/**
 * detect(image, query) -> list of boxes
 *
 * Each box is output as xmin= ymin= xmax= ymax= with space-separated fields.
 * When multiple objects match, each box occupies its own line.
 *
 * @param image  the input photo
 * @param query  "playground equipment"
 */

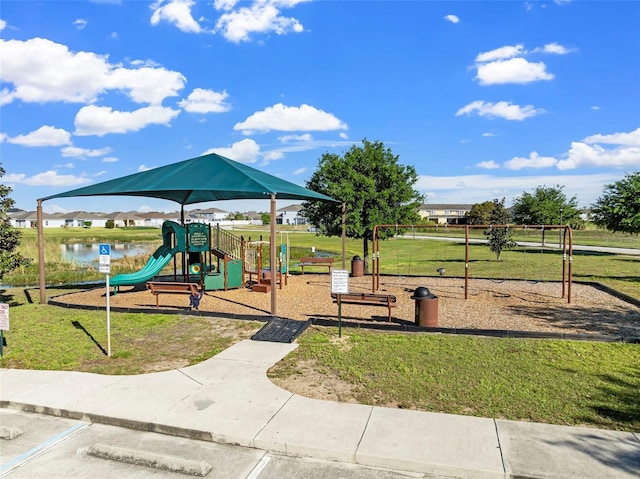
xmin=372 ymin=223 xmax=574 ymax=303
xmin=243 ymin=236 xmax=289 ymax=293
xmin=111 ymin=221 xmax=244 ymax=293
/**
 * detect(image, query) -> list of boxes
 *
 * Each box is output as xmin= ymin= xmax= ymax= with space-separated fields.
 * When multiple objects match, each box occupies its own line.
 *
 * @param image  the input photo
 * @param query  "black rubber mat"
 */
xmin=252 ymin=318 xmax=310 ymax=343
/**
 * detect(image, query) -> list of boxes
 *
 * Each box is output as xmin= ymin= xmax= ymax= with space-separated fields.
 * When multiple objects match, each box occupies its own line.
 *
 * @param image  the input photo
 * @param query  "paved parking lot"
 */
xmin=1 ymin=409 xmax=441 ymax=478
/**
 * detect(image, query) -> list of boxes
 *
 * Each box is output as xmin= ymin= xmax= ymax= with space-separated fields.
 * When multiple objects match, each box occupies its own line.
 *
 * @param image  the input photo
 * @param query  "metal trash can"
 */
xmin=351 ymin=255 xmax=364 ymax=277
xmin=411 ymin=286 xmax=438 ymax=327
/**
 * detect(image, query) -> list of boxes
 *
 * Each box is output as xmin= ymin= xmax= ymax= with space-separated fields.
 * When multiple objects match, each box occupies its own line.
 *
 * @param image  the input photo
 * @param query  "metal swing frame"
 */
xmin=372 ymin=223 xmax=574 ymax=303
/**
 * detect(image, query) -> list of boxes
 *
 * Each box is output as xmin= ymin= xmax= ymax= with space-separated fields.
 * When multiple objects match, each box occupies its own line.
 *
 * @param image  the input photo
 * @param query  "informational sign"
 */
xmin=99 ymin=243 xmax=111 ymax=265
xmin=0 ymin=303 xmax=8 ymax=356
xmin=97 ymin=244 xmax=112 ymax=357
xmin=187 ymin=224 xmax=209 ymax=252
xmin=331 ymin=269 xmax=349 ymax=294
xmin=0 ymin=303 xmax=9 ymax=331
xmin=331 ymin=270 xmax=349 ymax=338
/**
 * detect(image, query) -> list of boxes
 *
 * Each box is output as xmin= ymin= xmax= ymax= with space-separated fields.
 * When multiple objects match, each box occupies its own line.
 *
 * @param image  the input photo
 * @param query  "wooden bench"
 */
xmin=146 ymin=281 xmax=200 ymax=308
xmin=297 ymin=257 xmax=335 ymax=274
xmin=331 ymin=292 xmax=397 ymax=322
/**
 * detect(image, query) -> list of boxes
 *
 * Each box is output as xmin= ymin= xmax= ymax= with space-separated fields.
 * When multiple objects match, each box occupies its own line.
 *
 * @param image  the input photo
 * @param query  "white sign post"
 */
xmin=331 ymin=269 xmax=349 ymax=338
xmin=0 ymin=303 xmax=9 ymax=357
xmin=99 ymin=244 xmax=111 ymax=357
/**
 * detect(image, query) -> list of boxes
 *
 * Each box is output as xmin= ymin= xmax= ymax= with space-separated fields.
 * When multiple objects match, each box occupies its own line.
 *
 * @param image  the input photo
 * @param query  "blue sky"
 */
xmin=1 ymin=0 xmax=638 ymax=215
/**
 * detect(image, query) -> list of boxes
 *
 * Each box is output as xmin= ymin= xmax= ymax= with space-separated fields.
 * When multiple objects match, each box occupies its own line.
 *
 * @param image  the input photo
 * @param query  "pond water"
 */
xmin=61 ymin=243 xmax=152 ymax=265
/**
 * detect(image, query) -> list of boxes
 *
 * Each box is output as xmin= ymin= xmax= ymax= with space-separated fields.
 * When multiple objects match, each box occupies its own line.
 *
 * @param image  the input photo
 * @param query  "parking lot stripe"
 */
xmin=0 ymin=421 xmax=89 ymax=476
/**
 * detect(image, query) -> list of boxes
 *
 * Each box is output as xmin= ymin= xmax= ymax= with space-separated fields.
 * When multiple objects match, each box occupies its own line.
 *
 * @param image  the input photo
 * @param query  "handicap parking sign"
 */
xmin=99 ymin=244 xmax=111 ymax=267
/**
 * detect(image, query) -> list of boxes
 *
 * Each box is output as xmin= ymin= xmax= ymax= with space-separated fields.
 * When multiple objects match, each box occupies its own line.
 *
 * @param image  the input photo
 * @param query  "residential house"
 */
xmin=418 ymin=204 xmax=474 ymax=225
xmin=277 ymin=204 xmax=307 ymax=225
xmin=187 ymin=207 xmax=228 ymax=223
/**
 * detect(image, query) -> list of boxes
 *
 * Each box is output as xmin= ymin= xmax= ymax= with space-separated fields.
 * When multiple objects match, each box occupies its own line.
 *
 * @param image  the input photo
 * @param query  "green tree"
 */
xmin=261 ymin=213 xmax=270 ymax=225
xmin=0 ymin=164 xmax=32 ymax=280
xmin=467 ymin=201 xmax=494 ymax=225
xmin=484 ymin=198 xmax=516 ymax=261
xmin=590 ymin=171 xmax=640 ymax=234
xmin=303 ymin=139 xmax=423 ymax=272
xmin=511 ymin=185 xmax=581 ymax=245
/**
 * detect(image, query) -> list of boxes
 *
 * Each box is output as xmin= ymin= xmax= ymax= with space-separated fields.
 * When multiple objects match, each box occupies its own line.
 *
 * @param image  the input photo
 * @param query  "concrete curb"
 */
xmin=87 ymin=443 xmax=212 ymax=476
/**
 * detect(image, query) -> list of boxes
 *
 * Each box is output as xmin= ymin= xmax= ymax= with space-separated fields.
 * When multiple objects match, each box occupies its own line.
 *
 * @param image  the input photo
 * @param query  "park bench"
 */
xmin=297 ymin=257 xmax=335 ymax=274
xmin=331 ymin=292 xmax=397 ymax=322
xmin=146 ymin=281 xmax=200 ymax=308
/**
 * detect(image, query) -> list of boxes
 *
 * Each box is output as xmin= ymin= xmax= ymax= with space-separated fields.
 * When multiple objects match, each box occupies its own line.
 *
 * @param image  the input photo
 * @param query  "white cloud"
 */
xmin=74 ymin=105 xmax=180 ymax=136
xmin=476 ymin=160 xmax=500 ymax=169
xmin=504 ymin=151 xmax=558 ymax=170
xmin=0 ymin=88 xmax=15 ymax=106
xmin=61 ymin=146 xmax=113 ymax=159
xmin=591 ymin=105 xmax=600 ymax=111
xmin=150 ymin=0 xmax=202 ymax=33
xmin=482 ymin=132 xmax=497 ymax=137
xmin=532 ymin=42 xmax=573 ymax=55
xmin=278 ymin=133 xmax=313 ymax=142
xmin=582 ymin=127 xmax=640 ymax=146
xmin=73 ymin=19 xmax=88 ymax=29
xmin=456 ymin=100 xmax=543 ymax=121
xmin=178 ymin=88 xmax=231 ymax=113
xmin=0 ymin=19 xmax=6 ymax=31
xmin=214 ymin=0 xmax=239 ymax=10
xmin=0 ymin=38 xmax=110 ymax=103
xmin=203 ymin=138 xmax=261 ymax=163
xmin=4 ymin=170 xmax=90 ymax=187
xmin=557 ymin=142 xmax=640 ymax=170
xmin=215 ymin=1 xmax=305 ymax=43
xmin=293 ymin=167 xmax=306 ymax=175
xmin=7 ymin=125 xmax=72 ymax=147
xmin=102 ymin=157 xmax=119 ymax=163
xmin=554 ymin=127 xmax=640 ymax=170
xmin=475 ymin=57 xmax=554 ymax=85
xmin=444 ymin=14 xmax=459 ymax=24
xmin=234 ymin=103 xmax=348 ymax=134
xmin=415 ymin=173 xmax=624 ymax=206
xmin=472 ymin=43 xmax=570 ymax=86
xmin=106 ymin=66 xmax=185 ymax=105
xmin=263 ymin=150 xmax=284 ymax=162
xmin=137 ymin=164 xmax=152 ymax=172
xmin=475 ymin=44 xmax=524 ymax=63
xmin=0 ymin=37 xmax=186 ymax=106
xmin=339 ymin=132 xmax=348 ymax=140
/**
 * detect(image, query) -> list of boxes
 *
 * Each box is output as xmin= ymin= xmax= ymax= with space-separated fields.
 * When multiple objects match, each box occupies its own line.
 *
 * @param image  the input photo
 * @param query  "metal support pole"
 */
xmin=37 ymin=200 xmax=46 ymax=305
xmin=270 ymin=194 xmax=277 ymax=316
xmin=465 ymin=225 xmax=469 ymax=300
xmin=341 ymin=202 xmax=346 ymax=270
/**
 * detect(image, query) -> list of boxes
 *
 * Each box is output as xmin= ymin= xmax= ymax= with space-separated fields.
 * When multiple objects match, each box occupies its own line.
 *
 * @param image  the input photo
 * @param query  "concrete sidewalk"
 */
xmin=1 ymin=340 xmax=638 ymax=479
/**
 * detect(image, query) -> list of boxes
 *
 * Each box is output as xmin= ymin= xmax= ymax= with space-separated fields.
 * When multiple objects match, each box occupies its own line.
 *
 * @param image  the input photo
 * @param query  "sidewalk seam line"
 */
xmin=176 ymin=368 xmax=203 ymax=386
xmin=251 ymin=392 xmax=295 ymax=445
xmin=354 ymin=406 xmax=374 ymax=455
xmin=493 ymin=419 xmax=507 ymax=477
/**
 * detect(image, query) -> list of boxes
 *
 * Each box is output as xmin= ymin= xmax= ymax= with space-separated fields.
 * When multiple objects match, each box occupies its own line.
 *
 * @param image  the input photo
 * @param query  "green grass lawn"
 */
xmin=0 ymin=288 xmax=263 ymax=375
xmin=268 ymin=327 xmax=640 ymax=432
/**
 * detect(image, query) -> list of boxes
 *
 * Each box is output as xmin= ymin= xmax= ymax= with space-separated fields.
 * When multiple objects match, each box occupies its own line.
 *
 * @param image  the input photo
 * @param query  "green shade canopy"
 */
xmin=40 ymin=153 xmax=337 ymax=205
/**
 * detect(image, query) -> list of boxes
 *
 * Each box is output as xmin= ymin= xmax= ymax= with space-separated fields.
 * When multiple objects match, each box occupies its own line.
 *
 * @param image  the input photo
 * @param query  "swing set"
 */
xmin=372 ymin=223 xmax=574 ymax=303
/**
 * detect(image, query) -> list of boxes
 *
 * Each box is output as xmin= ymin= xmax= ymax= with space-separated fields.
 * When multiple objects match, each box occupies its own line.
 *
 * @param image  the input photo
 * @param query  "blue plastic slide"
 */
xmin=110 ymin=244 xmax=179 ymax=291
